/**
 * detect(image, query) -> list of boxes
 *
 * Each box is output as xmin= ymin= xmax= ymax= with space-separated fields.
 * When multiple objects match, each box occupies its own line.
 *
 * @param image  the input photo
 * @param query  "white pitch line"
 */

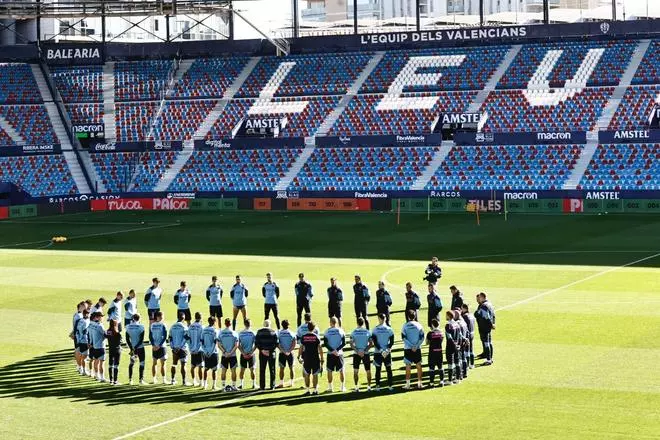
xmin=112 ymin=390 xmax=261 ymax=440
xmin=496 ymin=252 xmax=660 ymax=312
xmin=0 ymin=223 xmax=180 ymax=249
xmin=112 ymin=378 xmax=304 ymax=440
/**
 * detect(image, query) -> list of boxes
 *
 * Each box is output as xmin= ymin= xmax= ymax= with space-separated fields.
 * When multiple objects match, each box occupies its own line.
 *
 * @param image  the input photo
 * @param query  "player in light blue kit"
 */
xmin=150 ymin=311 xmax=168 ymax=384
xmin=201 ymin=316 xmax=220 ymax=390
xmin=277 ymin=319 xmax=297 ymax=388
xmin=174 ymin=281 xmax=192 ymax=325
xmin=401 ymin=310 xmax=425 ymax=390
xmin=350 ymin=317 xmax=373 ymax=392
xmin=262 ymin=273 xmax=281 ymax=329
xmin=218 ymin=318 xmax=239 ymax=391
xmin=230 ymin=275 xmax=248 ymax=331
xmin=169 ymin=311 xmax=190 ymax=386
xmin=188 ymin=312 xmax=205 ymax=386
xmin=238 ymin=319 xmax=257 ymax=389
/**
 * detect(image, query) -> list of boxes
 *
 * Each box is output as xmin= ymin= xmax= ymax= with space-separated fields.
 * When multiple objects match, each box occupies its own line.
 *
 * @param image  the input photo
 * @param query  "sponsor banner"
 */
xmin=254 ymin=198 xmax=272 ymax=210
xmin=193 ymin=137 xmax=305 ymax=150
xmin=598 ymin=129 xmax=660 ymax=144
xmin=287 ymin=198 xmax=360 ymax=211
xmin=91 ymin=198 xmax=189 ymax=211
xmin=563 ymin=199 xmax=584 ymax=213
xmin=0 ymin=206 xmax=8 ymax=220
xmin=89 ymin=140 xmax=183 ymax=153
xmin=454 ymin=131 xmax=587 ymax=146
xmin=23 ymin=190 xmax=660 ymax=206
xmin=41 ymin=43 xmax=103 ymax=65
xmin=0 ymin=144 xmax=62 ymax=157
xmin=235 ymin=117 xmax=287 ymax=138
xmin=73 ymin=124 xmax=105 ymax=139
xmin=316 ymin=134 xmax=444 ymax=148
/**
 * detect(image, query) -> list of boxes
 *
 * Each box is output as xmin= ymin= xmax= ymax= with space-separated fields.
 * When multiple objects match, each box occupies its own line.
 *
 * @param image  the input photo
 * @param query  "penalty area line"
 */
xmin=496 ymin=251 xmax=660 ymax=312
xmin=0 ymin=223 xmax=181 ymax=249
xmin=112 ymin=378 xmax=303 ymax=440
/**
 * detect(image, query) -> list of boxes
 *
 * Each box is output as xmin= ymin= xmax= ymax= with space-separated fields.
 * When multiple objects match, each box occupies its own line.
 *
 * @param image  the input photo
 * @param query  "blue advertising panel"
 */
xmin=454 ymin=131 xmax=587 ymax=145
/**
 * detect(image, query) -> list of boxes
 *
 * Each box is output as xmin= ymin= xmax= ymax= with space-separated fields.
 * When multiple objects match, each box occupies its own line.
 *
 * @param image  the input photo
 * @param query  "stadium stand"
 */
xmin=170 ymin=57 xmax=250 ymax=99
xmin=497 ymin=41 xmax=636 ymax=89
xmin=0 ymin=154 xmax=77 ymax=195
xmin=236 ymin=53 xmax=373 ymax=97
xmin=289 ymin=147 xmax=437 ymax=191
xmin=480 ymin=88 xmax=613 ymax=132
xmin=0 ymin=63 xmax=43 ymax=104
xmin=0 ymin=105 xmax=59 ymax=144
xmin=360 ymin=46 xmax=509 ymax=93
xmin=89 ymin=152 xmax=139 ymax=193
xmin=51 ymin=66 xmax=103 ymax=103
xmin=579 ymin=143 xmax=659 ymax=190
xmin=329 ymin=91 xmax=476 ymax=136
xmin=114 ymin=60 xmax=174 ymax=102
xmin=608 ymin=85 xmax=660 ymax=129
xmin=168 ymin=148 xmax=302 ymax=192
xmin=425 ymin=145 xmax=581 ymax=190
xmin=632 ymin=40 xmax=659 ymax=85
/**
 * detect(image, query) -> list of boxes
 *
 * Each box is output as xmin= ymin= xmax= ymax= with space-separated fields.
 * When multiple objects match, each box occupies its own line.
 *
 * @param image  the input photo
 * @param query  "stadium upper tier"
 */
xmin=0 ymin=36 xmax=657 ymax=196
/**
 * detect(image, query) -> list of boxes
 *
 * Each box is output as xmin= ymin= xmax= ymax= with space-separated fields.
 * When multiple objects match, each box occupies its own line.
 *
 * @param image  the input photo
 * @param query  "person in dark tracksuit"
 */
xmin=375 ymin=281 xmax=392 ymax=326
xmin=426 ymin=284 xmax=443 ymax=329
xmin=424 ymin=257 xmax=442 ymax=286
xmin=461 ymin=304 xmax=476 ymax=369
xmin=106 ymin=319 xmax=123 ymax=385
xmin=262 ymin=273 xmax=281 ymax=329
xmin=255 ymin=320 xmax=279 ymax=390
xmin=353 ymin=275 xmax=370 ymax=330
xmin=445 ymin=310 xmax=462 ymax=384
xmin=426 ymin=319 xmax=444 ymax=387
xmin=404 ymin=282 xmax=421 ymax=321
xmin=475 ymin=292 xmax=496 ymax=365
xmin=450 ymin=285 xmax=464 ymax=310
xmin=295 ymin=273 xmax=313 ymax=327
xmin=327 ymin=277 xmax=343 ymax=327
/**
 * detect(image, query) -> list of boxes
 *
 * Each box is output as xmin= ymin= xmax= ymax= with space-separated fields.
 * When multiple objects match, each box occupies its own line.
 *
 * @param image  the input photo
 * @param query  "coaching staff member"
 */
xmin=475 ymin=292 xmax=495 ymax=365
xmin=295 ymin=273 xmax=313 ymax=327
xmin=424 ymin=257 xmax=442 ymax=285
xmin=327 ymin=277 xmax=343 ymax=327
xmin=353 ymin=275 xmax=370 ymax=330
xmin=255 ymin=320 xmax=279 ymax=390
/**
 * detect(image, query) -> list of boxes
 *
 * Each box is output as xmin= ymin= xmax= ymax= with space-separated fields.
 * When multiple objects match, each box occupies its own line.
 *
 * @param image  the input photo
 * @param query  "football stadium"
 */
xmin=0 ymin=0 xmax=659 ymax=439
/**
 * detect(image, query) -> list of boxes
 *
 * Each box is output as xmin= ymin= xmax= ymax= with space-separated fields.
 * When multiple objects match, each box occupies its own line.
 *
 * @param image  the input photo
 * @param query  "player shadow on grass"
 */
xmin=0 ymin=347 xmax=482 ymax=408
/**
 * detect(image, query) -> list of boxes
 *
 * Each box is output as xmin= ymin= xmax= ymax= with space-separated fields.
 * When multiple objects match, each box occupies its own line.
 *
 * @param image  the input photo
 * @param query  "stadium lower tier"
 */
xmin=0 ymin=154 xmax=77 ymax=196
xmin=168 ymin=149 xmax=302 ymax=192
xmin=289 ymin=146 xmax=437 ymax=191
xmin=578 ymin=143 xmax=659 ymax=190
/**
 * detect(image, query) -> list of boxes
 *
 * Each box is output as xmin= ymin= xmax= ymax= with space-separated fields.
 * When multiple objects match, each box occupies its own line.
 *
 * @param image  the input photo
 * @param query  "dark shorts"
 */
xmin=76 ymin=343 xmax=89 ymax=355
xmin=221 ymin=354 xmax=237 ymax=370
xmin=240 ymin=355 xmax=255 ymax=369
xmin=152 ymin=347 xmax=168 ymax=360
xmin=147 ymin=308 xmax=160 ymax=321
xmin=89 ymin=348 xmax=105 ymax=360
xmin=172 ymin=348 xmax=188 ymax=364
xmin=191 ymin=352 xmax=204 ymax=367
xmin=428 ymin=351 xmax=443 ymax=369
xmin=354 ymin=303 xmax=367 ymax=318
xmin=177 ymin=308 xmax=192 ymax=322
xmin=302 ymin=359 xmax=321 ymax=376
xmin=130 ymin=347 xmax=146 ymax=363
xmin=373 ymin=352 xmax=392 ymax=368
xmin=328 ymin=303 xmax=342 ymax=319
xmin=278 ymin=352 xmax=294 ymax=368
xmin=326 ymin=353 xmax=344 ymax=372
xmin=204 ymin=353 xmax=218 ymax=370
xmin=352 ymin=353 xmax=371 ymax=370
xmin=233 ymin=305 xmax=246 ymax=311
xmin=403 ymin=349 xmax=422 ymax=365
xmin=209 ymin=305 xmax=223 ymax=318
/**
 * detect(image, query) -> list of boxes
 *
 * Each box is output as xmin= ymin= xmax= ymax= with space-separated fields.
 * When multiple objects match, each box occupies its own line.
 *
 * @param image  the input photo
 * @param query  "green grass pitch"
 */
xmin=0 ymin=210 xmax=659 ymax=439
